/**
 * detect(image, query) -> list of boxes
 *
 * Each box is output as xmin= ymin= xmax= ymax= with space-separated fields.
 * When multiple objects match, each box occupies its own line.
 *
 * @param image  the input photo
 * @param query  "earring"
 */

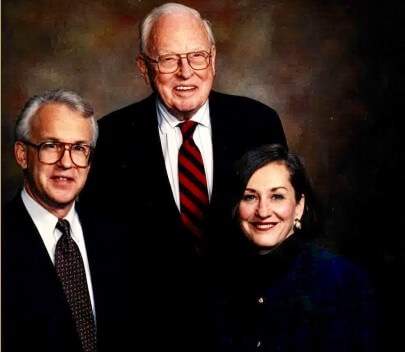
xmin=293 ymin=218 xmax=302 ymax=231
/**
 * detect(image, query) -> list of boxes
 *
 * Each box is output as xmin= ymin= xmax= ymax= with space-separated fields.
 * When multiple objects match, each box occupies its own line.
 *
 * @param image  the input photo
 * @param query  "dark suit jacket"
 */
xmin=1 ymin=195 xmax=130 ymax=352
xmin=213 ymin=234 xmax=377 ymax=352
xmin=83 ymin=91 xmax=287 ymax=257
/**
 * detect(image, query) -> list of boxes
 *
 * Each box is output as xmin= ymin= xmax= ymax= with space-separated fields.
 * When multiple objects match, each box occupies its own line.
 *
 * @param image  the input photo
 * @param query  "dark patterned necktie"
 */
xmin=178 ymin=120 xmax=209 ymax=238
xmin=55 ymin=219 xmax=97 ymax=352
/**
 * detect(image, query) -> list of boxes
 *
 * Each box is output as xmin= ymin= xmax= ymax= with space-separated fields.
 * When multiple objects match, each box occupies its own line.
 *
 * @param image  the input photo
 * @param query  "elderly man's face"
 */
xmin=138 ymin=13 xmax=216 ymax=120
xmin=14 ymin=103 xmax=93 ymax=218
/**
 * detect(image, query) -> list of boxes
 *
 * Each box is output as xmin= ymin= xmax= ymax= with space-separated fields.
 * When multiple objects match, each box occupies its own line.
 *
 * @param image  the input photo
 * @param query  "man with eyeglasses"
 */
xmin=2 ymin=89 xmax=130 ymax=352
xmin=84 ymin=2 xmax=287 ymax=257
xmin=79 ymin=4 xmax=288 ymax=350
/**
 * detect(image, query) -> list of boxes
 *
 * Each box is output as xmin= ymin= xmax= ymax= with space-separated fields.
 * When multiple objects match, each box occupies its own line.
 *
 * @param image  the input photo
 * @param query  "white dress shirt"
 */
xmin=21 ymin=188 xmax=96 ymax=316
xmin=156 ymin=98 xmax=214 ymax=210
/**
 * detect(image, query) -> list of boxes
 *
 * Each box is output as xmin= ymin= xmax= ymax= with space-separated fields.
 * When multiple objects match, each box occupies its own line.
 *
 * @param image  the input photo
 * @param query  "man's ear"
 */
xmin=136 ymin=55 xmax=151 ymax=85
xmin=210 ymin=45 xmax=216 ymax=76
xmin=14 ymin=141 xmax=28 ymax=169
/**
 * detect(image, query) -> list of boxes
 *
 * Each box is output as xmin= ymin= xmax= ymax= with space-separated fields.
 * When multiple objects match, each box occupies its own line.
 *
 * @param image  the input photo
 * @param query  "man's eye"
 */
xmin=42 ymin=143 xmax=58 ymax=150
xmin=72 ymin=144 xmax=86 ymax=152
xmin=161 ymin=56 xmax=177 ymax=63
xmin=190 ymin=52 xmax=205 ymax=58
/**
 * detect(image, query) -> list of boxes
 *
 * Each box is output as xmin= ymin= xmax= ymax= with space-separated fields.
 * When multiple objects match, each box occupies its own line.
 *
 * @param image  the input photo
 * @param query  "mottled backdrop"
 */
xmin=2 ymin=0 xmax=404 ymax=258
xmin=2 ymin=0 xmax=405 ymax=347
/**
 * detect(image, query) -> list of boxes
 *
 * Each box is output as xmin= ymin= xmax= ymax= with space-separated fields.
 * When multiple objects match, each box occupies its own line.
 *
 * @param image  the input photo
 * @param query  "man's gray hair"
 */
xmin=15 ymin=89 xmax=98 ymax=147
xmin=139 ymin=2 xmax=215 ymax=55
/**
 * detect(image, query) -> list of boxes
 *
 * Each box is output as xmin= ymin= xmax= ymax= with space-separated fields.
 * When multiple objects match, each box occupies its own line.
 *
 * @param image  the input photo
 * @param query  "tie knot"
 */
xmin=56 ymin=219 xmax=71 ymax=237
xmin=179 ymin=120 xmax=198 ymax=140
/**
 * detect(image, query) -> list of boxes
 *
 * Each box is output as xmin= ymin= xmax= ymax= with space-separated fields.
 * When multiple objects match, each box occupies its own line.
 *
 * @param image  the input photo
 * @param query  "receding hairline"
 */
xmin=151 ymin=13 xmax=211 ymax=48
xmin=27 ymin=100 xmax=95 ymax=133
xmin=140 ymin=3 xmax=215 ymax=55
xmin=26 ymin=102 xmax=97 ymax=145
xmin=35 ymin=101 xmax=91 ymax=117
xmin=15 ymin=89 xmax=98 ymax=146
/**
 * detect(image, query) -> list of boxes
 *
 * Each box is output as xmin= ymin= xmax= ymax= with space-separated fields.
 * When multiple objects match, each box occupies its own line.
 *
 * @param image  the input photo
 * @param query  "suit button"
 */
xmin=257 ymin=296 xmax=264 ymax=304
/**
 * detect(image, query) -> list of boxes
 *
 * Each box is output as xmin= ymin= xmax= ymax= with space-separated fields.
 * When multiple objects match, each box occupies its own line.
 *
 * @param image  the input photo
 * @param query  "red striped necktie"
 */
xmin=178 ymin=120 xmax=209 ymax=238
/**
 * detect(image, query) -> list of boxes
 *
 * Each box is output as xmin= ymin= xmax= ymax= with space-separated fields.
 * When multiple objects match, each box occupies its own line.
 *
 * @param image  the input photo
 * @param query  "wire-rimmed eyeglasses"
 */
xmin=23 ymin=141 xmax=94 ymax=168
xmin=143 ymin=50 xmax=212 ymax=74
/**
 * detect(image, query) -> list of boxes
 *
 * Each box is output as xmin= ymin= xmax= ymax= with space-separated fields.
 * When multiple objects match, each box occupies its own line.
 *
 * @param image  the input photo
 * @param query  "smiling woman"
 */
xmin=213 ymin=144 xmax=378 ymax=352
xmin=238 ymin=161 xmax=305 ymax=253
xmin=231 ymin=143 xmax=320 ymax=253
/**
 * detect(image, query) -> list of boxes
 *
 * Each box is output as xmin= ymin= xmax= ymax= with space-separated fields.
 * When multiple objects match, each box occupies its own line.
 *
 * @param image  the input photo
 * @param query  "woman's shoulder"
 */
xmin=297 ymin=241 xmax=372 ymax=288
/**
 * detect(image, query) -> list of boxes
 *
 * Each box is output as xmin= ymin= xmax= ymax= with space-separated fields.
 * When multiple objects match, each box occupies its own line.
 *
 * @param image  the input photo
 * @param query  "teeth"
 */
xmin=175 ymin=86 xmax=194 ymax=91
xmin=254 ymin=223 xmax=275 ymax=230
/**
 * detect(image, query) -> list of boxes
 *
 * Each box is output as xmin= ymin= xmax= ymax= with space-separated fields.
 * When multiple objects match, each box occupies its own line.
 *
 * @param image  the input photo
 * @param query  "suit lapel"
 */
xmin=10 ymin=196 xmax=60 ymax=279
xmin=3 ymin=195 xmax=82 ymax=351
xmin=77 ymin=210 xmax=101 ymax=325
xmin=208 ymin=91 xmax=233 ymax=206
xmin=3 ymin=195 xmax=74 ymax=322
xmin=132 ymin=94 xmax=181 ymax=218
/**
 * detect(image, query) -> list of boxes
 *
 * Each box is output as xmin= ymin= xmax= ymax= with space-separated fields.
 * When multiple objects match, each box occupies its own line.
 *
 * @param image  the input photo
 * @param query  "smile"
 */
xmin=52 ymin=176 xmax=74 ymax=182
xmin=174 ymin=85 xmax=196 ymax=91
xmin=251 ymin=222 xmax=277 ymax=231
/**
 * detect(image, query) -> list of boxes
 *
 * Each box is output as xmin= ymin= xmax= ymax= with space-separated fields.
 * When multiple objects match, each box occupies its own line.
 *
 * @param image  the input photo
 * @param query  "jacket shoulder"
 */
xmin=300 ymin=243 xmax=372 ymax=288
xmin=210 ymin=91 xmax=279 ymax=116
xmin=97 ymin=94 xmax=155 ymax=129
xmin=209 ymin=90 xmax=286 ymax=147
xmin=2 ymin=195 xmax=28 ymax=229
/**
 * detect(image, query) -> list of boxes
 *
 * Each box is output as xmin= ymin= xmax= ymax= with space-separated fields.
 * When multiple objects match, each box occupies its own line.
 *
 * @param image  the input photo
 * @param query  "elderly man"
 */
xmin=84 ymin=2 xmax=287 ymax=256
xmin=2 ymin=90 xmax=129 ymax=352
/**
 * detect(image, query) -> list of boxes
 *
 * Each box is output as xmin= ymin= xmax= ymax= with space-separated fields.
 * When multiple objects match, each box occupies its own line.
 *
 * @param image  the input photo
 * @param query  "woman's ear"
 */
xmin=295 ymin=194 xmax=305 ymax=220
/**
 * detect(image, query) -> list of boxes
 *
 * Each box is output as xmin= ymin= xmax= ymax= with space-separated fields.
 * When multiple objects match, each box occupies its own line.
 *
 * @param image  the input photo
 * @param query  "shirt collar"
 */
xmin=156 ymin=98 xmax=210 ymax=134
xmin=21 ymin=187 xmax=79 ymax=242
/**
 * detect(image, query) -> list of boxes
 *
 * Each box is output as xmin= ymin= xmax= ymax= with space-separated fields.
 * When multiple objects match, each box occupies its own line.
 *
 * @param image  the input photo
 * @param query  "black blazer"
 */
xmin=83 ymin=91 xmax=287 ymax=257
xmin=1 ymin=195 xmax=130 ymax=352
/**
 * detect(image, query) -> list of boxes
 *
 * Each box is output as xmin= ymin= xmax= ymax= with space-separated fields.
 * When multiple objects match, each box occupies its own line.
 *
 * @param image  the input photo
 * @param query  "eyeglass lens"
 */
xmin=39 ymin=142 xmax=90 ymax=167
xmin=158 ymin=51 xmax=210 ymax=73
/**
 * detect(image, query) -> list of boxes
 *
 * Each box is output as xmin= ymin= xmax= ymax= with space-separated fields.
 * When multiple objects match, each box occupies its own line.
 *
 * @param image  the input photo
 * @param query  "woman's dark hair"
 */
xmin=232 ymin=144 xmax=322 ymax=237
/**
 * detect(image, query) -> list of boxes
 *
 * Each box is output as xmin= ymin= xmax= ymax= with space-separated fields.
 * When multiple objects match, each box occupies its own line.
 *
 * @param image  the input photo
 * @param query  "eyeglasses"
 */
xmin=144 ymin=50 xmax=212 ymax=74
xmin=23 ymin=141 xmax=94 ymax=168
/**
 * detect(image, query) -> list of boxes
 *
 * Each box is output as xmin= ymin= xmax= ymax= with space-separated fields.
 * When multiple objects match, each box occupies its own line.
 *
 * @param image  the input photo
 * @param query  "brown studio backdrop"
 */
xmin=2 ymin=0 xmax=401 ymax=260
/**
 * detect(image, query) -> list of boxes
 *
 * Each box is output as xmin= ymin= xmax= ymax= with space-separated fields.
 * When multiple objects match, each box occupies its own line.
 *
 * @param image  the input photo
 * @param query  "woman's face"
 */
xmin=238 ymin=161 xmax=305 ymax=252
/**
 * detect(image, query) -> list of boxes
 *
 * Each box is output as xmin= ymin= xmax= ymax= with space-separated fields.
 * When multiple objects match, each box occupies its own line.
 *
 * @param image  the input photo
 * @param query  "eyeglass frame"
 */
xmin=21 ymin=140 xmax=94 ymax=168
xmin=142 ymin=49 xmax=213 ymax=74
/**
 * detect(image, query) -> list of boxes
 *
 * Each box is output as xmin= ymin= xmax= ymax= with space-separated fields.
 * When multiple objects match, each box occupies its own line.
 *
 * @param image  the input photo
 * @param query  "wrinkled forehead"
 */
xmin=148 ymin=13 xmax=211 ymax=55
